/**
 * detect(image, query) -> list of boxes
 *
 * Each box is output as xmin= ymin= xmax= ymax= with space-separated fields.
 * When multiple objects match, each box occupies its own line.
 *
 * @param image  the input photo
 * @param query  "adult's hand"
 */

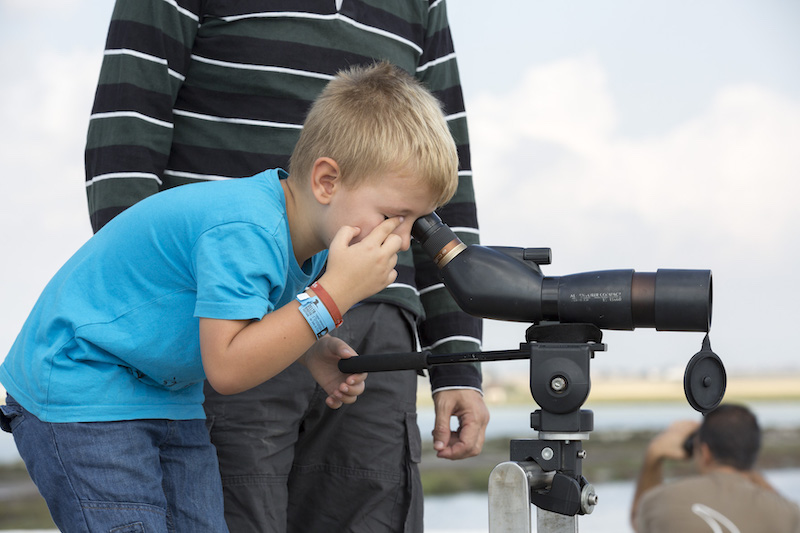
xmin=431 ymin=389 xmax=489 ymax=460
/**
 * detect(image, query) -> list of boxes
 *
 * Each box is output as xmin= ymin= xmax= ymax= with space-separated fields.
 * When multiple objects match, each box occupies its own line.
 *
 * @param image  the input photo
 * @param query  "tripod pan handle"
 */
xmin=338 ymin=351 xmax=430 ymax=373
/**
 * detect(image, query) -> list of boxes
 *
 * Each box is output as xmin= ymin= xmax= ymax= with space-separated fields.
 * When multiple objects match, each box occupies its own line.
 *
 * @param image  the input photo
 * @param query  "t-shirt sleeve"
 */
xmin=192 ymin=222 xmax=285 ymax=320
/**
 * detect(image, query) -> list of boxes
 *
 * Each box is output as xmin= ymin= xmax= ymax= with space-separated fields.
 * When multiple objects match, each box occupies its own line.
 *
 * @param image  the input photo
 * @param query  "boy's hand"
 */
xmin=320 ymin=217 xmax=405 ymax=313
xmin=300 ymin=335 xmax=367 ymax=409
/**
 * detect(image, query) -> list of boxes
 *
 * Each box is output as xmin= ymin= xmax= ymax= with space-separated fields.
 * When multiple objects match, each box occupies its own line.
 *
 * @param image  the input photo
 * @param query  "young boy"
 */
xmin=0 ymin=61 xmax=459 ymax=532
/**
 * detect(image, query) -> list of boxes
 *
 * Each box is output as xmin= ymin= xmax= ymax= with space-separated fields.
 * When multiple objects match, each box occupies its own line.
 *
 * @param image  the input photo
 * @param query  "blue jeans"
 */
xmin=0 ymin=395 xmax=228 ymax=533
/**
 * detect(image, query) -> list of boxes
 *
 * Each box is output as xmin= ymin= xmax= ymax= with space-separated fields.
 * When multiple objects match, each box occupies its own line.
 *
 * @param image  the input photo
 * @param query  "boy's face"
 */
xmin=327 ymin=168 xmax=439 ymax=251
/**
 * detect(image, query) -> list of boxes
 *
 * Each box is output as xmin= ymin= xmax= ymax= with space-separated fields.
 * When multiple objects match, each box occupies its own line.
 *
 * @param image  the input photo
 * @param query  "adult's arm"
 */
xmin=631 ymin=420 xmax=699 ymax=530
xmin=85 ymin=0 xmax=203 ymax=232
xmin=414 ymin=0 xmax=488 ymax=459
xmin=414 ymin=0 xmax=482 ymax=390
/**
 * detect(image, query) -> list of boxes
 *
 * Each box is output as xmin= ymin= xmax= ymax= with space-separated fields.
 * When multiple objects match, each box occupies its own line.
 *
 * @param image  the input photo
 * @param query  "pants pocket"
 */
xmin=110 ymin=521 xmax=145 ymax=533
xmin=405 ymin=412 xmax=422 ymax=464
xmin=0 ymin=395 xmax=25 ymax=433
xmin=403 ymin=411 xmax=423 ymax=532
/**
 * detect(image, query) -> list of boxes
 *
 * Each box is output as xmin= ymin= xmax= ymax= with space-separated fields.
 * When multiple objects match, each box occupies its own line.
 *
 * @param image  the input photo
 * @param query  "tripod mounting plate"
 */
xmin=538 ymin=431 xmax=591 ymax=441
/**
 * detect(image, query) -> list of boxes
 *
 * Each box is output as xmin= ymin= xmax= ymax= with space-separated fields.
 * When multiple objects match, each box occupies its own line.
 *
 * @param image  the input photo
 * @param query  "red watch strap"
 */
xmin=310 ymin=282 xmax=343 ymax=327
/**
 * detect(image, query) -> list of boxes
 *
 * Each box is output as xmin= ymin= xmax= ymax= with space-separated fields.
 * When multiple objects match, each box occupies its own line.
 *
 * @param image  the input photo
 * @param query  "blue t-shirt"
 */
xmin=0 ymin=169 xmax=327 ymax=422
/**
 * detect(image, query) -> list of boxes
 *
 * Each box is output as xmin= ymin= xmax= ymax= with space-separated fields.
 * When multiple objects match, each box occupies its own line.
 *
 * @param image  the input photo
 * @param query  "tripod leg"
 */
xmin=488 ymin=462 xmax=532 ymax=532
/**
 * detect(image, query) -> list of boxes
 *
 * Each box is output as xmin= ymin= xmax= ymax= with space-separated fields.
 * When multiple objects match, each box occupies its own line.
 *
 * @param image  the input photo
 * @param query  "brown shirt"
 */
xmin=636 ymin=471 xmax=800 ymax=533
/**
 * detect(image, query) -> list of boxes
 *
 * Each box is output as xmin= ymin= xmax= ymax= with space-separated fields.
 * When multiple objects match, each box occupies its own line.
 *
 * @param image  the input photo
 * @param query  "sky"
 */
xmin=0 ymin=0 xmax=799 ymax=385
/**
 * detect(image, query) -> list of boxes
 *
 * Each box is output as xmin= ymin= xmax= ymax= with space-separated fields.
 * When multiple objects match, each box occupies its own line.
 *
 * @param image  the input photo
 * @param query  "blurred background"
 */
xmin=1 ymin=1 xmax=799 ymax=531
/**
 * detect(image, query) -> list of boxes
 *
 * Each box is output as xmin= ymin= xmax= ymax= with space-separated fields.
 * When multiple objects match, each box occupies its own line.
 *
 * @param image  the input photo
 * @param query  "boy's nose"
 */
xmin=397 ymin=229 xmax=412 ymax=252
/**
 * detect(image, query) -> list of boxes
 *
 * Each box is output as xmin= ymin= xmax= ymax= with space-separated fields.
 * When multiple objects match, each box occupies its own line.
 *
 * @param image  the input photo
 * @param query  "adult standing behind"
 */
xmin=85 ymin=1 xmax=489 ymax=532
xmin=630 ymin=404 xmax=800 ymax=533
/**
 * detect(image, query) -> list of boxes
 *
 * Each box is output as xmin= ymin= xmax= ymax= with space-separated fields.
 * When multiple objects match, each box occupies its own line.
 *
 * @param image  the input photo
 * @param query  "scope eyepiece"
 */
xmin=412 ymin=213 xmax=467 ymax=268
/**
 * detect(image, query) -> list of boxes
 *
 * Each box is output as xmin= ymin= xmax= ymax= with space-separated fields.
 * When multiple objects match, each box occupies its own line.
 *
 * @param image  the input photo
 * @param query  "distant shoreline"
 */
xmin=418 ymin=373 xmax=800 ymax=407
xmin=587 ymin=374 xmax=800 ymax=403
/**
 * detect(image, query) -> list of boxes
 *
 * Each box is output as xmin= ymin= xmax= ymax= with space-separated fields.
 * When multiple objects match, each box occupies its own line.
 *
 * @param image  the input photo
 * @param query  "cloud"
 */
xmin=652 ymin=84 xmax=800 ymax=248
xmin=469 ymin=54 xmax=617 ymax=157
xmin=469 ymin=54 xmax=800 ymax=270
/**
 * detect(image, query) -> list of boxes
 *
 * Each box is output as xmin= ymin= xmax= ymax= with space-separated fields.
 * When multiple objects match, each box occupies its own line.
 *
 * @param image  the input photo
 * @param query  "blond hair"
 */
xmin=288 ymin=61 xmax=459 ymax=207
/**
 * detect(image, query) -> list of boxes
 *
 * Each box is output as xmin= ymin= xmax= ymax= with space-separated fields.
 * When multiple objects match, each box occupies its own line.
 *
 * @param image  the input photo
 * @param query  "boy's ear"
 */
xmin=310 ymin=157 xmax=341 ymax=205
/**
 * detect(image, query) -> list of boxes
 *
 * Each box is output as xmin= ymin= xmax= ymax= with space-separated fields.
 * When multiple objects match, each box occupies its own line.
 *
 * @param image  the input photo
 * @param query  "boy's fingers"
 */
xmin=326 ymin=396 xmax=343 ymax=409
xmin=340 ymin=379 xmax=365 ymax=396
xmin=339 ymin=393 xmax=358 ymax=405
xmin=363 ymin=216 xmax=404 ymax=245
xmin=335 ymin=343 xmax=357 ymax=360
xmin=331 ymin=225 xmax=361 ymax=249
xmin=382 ymin=233 xmax=403 ymax=253
xmin=346 ymin=372 xmax=367 ymax=386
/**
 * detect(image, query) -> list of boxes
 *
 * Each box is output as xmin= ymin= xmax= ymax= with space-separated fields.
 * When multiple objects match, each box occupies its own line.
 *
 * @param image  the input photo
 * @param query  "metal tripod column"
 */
xmin=488 ymin=461 xmax=581 ymax=532
xmin=536 ymin=509 xmax=578 ymax=533
xmin=489 ymin=461 xmax=549 ymax=531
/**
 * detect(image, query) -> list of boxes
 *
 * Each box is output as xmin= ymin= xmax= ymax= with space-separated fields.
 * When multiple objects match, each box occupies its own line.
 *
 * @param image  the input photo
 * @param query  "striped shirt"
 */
xmin=85 ymin=0 xmax=482 ymax=390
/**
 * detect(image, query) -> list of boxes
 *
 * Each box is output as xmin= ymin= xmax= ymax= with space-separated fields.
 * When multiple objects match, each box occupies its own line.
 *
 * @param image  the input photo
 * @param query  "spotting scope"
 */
xmin=412 ymin=213 xmax=711 ymax=332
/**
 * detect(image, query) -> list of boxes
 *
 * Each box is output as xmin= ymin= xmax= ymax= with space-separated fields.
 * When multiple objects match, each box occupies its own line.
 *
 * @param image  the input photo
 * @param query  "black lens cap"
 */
xmin=684 ymin=334 xmax=726 ymax=414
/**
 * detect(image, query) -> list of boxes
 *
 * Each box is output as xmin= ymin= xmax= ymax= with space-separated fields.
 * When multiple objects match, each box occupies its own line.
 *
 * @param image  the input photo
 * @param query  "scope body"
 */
xmin=413 ymin=214 xmax=711 ymax=332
